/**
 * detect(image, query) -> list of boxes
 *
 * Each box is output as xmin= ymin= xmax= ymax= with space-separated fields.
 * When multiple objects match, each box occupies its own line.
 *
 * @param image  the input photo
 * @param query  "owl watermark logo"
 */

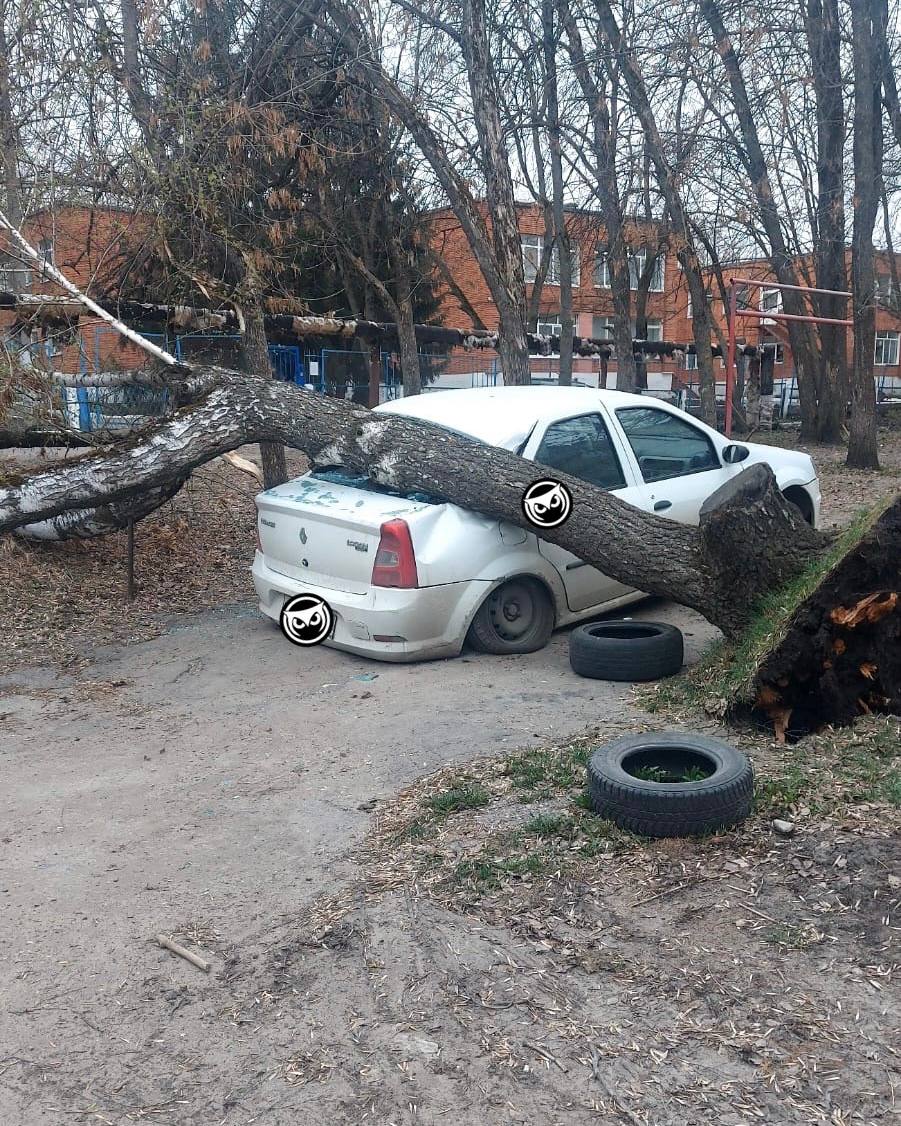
xmin=279 ymin=592 xmax=335 ymax=646
xmin=521 ymin=479 xmax=573 ymax=529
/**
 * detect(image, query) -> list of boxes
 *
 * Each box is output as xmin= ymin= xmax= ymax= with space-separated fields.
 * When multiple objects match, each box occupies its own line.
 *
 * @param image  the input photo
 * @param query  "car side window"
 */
xmin=616 ymin=406 xmax=719 ymax=483
xmin=534 ymin=413 xmax=626 ymax=490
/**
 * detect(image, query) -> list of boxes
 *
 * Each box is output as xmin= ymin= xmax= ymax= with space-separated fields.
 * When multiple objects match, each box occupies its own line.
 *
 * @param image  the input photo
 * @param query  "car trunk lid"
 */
xmin=256 ymin=471 xmax=439 ymax=594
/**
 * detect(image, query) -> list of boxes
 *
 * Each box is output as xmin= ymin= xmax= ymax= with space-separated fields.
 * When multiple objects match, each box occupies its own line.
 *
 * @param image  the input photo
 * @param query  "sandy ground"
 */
xmin=1 ymin=600 xmax=898 ymax=1125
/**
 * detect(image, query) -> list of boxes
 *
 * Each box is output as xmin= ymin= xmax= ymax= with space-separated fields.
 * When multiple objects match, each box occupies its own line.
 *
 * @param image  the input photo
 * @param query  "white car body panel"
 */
xmin=253 ymin=386 xmax=820 ymax=661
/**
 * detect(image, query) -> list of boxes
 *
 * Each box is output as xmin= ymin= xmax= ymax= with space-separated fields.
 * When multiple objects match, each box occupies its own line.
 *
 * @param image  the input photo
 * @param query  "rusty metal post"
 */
xmin=725 ymin=280 xmax=738 ymax=438
xmin=368 ymin=344 xmax=380 ymax=408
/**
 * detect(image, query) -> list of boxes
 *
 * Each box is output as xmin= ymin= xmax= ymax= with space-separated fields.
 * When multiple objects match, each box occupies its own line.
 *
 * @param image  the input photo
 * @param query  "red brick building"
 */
xmin=4 ymin=203 xmax=900 ymax=394
xmin=0 ymin=205 xmax=152 ymax=374
xmin=430 ymin=202 xmax=693 ymax=385
xmin=430 ymin=202 xmax=901 ymax=391
xmin=702 ymin=252 xmax=901 ymax=392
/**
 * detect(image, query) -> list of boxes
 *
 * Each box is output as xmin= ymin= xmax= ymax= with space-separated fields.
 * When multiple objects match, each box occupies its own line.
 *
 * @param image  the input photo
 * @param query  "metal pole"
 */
xmin=734 ymin=308 xmax=853 ymax=327
xmin=368 ymin=343 xmax=380 ymax=407
xmin=727 ymin=276 xmax=852 ymax=298
xmin=725 ymin=280 xmax=738 ymax=438
xmin=126 ymin=520 xmax=136 ymax=602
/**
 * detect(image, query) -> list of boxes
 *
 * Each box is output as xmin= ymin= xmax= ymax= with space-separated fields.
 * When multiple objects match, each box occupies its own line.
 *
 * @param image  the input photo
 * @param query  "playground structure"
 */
xmin=723 ymin=276 xmax=854 ymax=437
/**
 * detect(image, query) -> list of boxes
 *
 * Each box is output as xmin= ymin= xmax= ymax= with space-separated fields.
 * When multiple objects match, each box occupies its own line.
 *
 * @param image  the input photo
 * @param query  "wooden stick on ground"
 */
xmin=221 ymin=450 xmax=264 ymax=484
xmin=155 ymin=933 xmax=212 ymax=973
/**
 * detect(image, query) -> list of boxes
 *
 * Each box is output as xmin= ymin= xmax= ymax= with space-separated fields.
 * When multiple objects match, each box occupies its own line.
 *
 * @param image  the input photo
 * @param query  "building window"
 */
xmin=39 ymin=238 xmax=54 ymax=267
xmin=685 ymin=351 xmax=698 ymax=370
xmin=629 ymin=250 xmax=664 ymax=291
xmin=875 ymin=330 xmax=900 ymax=366
xmin=595 ymin=251 xmax=664 ymax=291
xmin=546 ymin=245 xmax=580 ymax=286
xmin=723 ymin=286 xmax=753 ymax=317
xmin=761 ymin=339 xmax=784 ymax=365
xmin=634 ymin=319 xmax=663 ymax=342
xmin=760 ymin=287 xmax=782 ymax=313
xmin=536 ymin=313 xmax=561 ymax=338
xmin=594 ymin=254 xmax=611 ymax=288
xmin=522 ymin=235 xmax=542 ymax=283
xmin=876 ymin=274 xmax=894 ymax=299
xmin=523 ymin=235 xmax=578 ymax=286
xmin=592 ymin=315 xmax=615 ymax=340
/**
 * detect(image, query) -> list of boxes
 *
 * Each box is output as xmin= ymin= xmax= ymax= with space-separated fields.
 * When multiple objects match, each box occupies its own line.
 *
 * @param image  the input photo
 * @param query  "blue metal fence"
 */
xmin=67 ymin=330 xmax=483 ymax=431
xmin=269 ymin=344 xmax=304 ymax=383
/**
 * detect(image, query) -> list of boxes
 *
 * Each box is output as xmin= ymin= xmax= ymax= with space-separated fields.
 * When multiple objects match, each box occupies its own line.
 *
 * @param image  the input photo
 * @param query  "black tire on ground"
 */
xmin=586 ymin=732 xmax=754 ymax=837
xmin=569 ymin=620 xmax=683 ymax=681
xmin=466 ymin=577 xmax=555 ymax=655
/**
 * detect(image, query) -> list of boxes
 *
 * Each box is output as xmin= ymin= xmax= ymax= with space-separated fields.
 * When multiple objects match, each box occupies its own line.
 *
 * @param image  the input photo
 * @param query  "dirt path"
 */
xmin=2 ymin=429 xmax=899 ymax=1124
xmin=0 ymin=600 xmax=711 ymax=1125
xmin=2 ymin=602 xmax=898 ymax=1124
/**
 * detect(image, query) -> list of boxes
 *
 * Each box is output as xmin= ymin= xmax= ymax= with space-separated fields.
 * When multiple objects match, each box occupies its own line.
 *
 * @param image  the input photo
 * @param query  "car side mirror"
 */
xmin=722 ymin=443 xmax=750 ymax=464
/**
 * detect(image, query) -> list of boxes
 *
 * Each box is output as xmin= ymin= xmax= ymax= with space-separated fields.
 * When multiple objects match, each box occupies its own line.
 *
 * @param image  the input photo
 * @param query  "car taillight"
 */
xmin=371 ymin=519 xmax=418 ymax=588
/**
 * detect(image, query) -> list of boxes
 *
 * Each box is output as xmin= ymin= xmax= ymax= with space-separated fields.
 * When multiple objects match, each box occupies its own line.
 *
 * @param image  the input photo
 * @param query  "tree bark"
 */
xmin=542 ymin=0 xmax=573 ymax=386
xmin=557 ymin=0 xmax=636 ymax=392
xmin=0 ymin=364 xmax=828 ymax=639
xmin=806 ymin=0 xmax=849 ymax=445
xmin=0 ymin=4 xmax=22 ymax=294
xmin=390 ymin=251 xmax=423 ymax=398
xmin=237 ymin=289 xmax=288 ymax=488
xmin=700 ymin=0 xmax=825 ymax=441
xmin=847 ymin=0 xmax=884 ymax=470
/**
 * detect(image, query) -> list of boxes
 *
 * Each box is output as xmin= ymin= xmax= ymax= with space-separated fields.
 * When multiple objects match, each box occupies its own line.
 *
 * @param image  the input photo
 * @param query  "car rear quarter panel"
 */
xmin=406 ymin=504 xmax=570 ymax=617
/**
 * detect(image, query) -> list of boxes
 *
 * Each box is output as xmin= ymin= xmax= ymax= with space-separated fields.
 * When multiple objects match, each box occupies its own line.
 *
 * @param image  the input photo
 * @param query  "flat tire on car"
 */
xmin=569 ymin=620 xmax=683 ymax=681
xmin=586 ymin=732 xmax=753 ymax=837
xmin=467 ymin=577 xmax=554 ymax=655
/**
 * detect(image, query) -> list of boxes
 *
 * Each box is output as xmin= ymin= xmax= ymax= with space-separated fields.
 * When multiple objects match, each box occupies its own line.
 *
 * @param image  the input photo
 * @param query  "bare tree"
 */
xmin=593 ymin=0 xmax=719 ymax=425
xmin=332 ymin=0 xmax=532 ymax=383
xmin=847 ymin=0 xmax=887 ymax=469
xmin=698 ymin=0 xmax=844 ymax=443
xmin=542 ymin=0 xmax=575 ymax=384
xmin=806 ymin=0 xmax=850 ymax=443
xmin=556 ymin=0 xmax=638 ymax=391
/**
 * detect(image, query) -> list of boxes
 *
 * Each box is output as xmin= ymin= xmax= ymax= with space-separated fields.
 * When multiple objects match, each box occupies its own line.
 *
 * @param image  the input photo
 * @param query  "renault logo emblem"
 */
xmin=299 ymin=527 xmax=307 ymax=544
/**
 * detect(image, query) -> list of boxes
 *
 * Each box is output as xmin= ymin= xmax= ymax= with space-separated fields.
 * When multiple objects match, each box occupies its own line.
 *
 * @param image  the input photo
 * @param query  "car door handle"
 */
xmin=653 ymin=500 xmax=672 ymax=512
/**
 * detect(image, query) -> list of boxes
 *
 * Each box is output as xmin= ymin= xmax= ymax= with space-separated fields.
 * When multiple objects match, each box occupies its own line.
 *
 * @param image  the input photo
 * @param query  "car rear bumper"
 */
xmin=251 ymin=552 xmax=490 ymax=662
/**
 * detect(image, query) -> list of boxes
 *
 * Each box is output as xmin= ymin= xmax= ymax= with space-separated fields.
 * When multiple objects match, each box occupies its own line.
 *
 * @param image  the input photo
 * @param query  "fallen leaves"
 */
xmin=0 ymin=446 xmax=309 ymax=673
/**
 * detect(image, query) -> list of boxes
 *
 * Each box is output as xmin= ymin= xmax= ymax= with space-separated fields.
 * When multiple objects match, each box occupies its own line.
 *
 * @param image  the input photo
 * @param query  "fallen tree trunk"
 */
xmin=0 ymin=364 xmax=825 ymax=638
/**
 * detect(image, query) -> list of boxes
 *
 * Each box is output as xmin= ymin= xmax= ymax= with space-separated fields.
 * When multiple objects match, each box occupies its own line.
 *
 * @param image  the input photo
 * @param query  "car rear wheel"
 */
xmin=467 ymin=578 xmax=554 ymax=655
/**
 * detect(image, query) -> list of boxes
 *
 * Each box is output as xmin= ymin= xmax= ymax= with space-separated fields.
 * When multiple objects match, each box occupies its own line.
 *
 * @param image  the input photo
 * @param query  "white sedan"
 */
xmin=252 ymin=386 xmax=820 ymax=661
